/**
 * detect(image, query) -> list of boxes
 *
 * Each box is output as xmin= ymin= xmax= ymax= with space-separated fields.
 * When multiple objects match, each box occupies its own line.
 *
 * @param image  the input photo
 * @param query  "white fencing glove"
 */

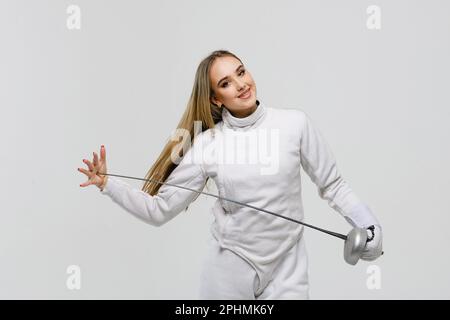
xmin=344 ymin=203 xmax=383 ymax=261
xmin=360 ymin=225 xmax=383 ymax=261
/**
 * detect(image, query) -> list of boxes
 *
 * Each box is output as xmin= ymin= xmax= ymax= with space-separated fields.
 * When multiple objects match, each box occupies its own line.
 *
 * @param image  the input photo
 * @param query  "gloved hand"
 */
xmin=360 ymin=225 xmax=383 ymax=261
xmin=343 ymin=203 xmax=383 ymax=262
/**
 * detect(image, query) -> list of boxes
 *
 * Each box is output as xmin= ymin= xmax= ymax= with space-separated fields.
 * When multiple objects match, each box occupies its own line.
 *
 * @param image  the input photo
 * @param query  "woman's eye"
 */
xmin=221 ymin=70 xmax=245 ymax=88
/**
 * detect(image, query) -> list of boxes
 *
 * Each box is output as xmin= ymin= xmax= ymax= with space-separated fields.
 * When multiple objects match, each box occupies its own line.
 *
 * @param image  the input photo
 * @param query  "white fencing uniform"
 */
xmin=100 ymin=100 xmax=380 ymax=299
xmin=199 ymin=231 xmax=309 ymax=300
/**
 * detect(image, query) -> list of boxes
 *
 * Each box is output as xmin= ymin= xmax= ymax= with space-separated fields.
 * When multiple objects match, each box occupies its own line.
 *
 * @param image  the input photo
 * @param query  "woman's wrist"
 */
xmin=99 ymin=175 xmax=108 ymax=191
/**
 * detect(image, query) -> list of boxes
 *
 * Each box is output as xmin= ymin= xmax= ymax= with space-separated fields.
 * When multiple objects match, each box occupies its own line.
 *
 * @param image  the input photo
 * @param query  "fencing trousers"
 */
xmin=199 ymin=236 xmax=310 ymax=300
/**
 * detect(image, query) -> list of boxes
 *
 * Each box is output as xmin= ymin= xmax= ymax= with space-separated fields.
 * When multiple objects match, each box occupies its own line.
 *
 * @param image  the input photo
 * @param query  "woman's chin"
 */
xmin=229 ymin=99 xmax=258 ymax=117
xmin=243 ymin=98 xmax=257 ymax=109
xmin=235 ymin=96 xmax=256 ymax=107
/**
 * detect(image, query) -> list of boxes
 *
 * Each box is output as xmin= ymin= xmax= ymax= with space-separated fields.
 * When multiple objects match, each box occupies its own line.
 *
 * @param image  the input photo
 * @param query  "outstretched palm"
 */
xmin=78 ymin=145 xmax=108 ymax=188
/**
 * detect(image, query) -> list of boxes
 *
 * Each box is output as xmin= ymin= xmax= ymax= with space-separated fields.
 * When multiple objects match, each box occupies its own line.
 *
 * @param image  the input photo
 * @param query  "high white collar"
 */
xmin=221 ymin=99 xmax=267 ymax=129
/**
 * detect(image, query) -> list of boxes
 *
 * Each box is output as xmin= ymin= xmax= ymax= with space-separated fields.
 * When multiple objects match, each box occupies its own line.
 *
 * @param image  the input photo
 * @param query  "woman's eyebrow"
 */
xmin=217 ymin=64 xmax=244 ymax=86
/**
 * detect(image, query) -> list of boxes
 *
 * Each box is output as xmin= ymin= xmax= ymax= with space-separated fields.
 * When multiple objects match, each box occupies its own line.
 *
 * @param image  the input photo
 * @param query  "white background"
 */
xmin=1 ymin=0 xmax=449 ymax=299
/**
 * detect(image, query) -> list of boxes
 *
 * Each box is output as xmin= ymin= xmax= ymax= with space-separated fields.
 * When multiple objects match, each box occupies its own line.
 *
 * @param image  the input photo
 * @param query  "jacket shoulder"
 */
xmin=267 ymin=106 xmax=308 ymax=125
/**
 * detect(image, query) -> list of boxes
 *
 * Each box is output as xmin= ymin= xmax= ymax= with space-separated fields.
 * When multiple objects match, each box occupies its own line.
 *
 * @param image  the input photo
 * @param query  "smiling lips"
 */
xmin=238 ymin=88 xmax=251 ymax=99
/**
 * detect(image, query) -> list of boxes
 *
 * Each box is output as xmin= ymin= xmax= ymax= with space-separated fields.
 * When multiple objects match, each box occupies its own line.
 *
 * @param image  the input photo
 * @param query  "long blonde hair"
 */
xmin=141 ymin=49 xmax=242 ymax=196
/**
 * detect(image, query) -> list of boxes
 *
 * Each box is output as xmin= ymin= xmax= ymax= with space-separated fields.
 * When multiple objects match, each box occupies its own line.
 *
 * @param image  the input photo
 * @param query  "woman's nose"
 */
xmin=236 ymin=79 xmax=246 ymax=90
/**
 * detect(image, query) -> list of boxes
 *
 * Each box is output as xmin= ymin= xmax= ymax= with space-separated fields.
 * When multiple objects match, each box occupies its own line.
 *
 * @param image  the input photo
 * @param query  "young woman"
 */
xmin=78 ymin=49 xmax=383 ymax=299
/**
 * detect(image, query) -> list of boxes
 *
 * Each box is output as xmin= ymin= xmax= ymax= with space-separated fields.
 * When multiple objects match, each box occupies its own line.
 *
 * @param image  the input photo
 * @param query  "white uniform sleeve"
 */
xmin=99 ymin=139 xmax=208 ymax=227
xmin=298 ymin=111 xmax=380 ymax=228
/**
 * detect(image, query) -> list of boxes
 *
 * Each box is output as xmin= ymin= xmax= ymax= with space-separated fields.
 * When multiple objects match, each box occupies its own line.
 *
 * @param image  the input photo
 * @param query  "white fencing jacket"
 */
xmin=100 ymin=100 xmax=380 ymax=290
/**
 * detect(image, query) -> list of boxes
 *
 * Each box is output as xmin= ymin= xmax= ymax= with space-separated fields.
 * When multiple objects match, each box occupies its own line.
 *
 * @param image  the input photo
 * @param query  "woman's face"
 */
xmin=209 ymin=56 xmax=257 ymax=118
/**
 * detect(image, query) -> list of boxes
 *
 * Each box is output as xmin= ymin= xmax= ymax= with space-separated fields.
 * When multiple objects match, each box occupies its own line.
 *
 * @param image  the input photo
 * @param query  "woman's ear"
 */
xmin=210 ymin=96 xmax=222 ymax=108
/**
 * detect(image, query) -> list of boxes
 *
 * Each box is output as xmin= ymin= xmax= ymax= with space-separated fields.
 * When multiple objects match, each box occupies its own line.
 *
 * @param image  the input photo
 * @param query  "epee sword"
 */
xmin=97 ymin=171 xmax=382 ymax=265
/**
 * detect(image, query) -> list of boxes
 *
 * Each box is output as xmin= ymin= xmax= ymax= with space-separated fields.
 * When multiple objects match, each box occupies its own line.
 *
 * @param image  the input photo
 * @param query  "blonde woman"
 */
xmin=78 ymin=49 xmax=383 ymax=299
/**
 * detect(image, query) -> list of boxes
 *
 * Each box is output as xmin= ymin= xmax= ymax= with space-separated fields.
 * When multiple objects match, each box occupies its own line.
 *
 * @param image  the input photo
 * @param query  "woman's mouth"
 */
xmin=238 ymin=88 xmax=251 ymax=99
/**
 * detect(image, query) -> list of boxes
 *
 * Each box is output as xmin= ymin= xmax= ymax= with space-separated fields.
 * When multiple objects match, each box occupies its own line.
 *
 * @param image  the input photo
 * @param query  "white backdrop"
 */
xmin=1 ymin=0 xmax=449 ymax=299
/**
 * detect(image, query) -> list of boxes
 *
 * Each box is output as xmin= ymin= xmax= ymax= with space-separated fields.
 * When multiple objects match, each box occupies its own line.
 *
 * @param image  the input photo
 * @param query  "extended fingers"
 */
xmin=93 ymin=151 xmax=99 ymax=166
xmin=78 ymin=147 xmax=105 ymax=188
xmin=100 ymin=145 xmax=106 ymax=161
xmin=79 ymin=180 xmax=92 ymax=187
xmin=78 ymin=167 xmax=91 ymax=177
xmin=78 ymin=167 xmax=93 ymax=187
xmin=83 ymin=158 xmax=94 ymax=171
